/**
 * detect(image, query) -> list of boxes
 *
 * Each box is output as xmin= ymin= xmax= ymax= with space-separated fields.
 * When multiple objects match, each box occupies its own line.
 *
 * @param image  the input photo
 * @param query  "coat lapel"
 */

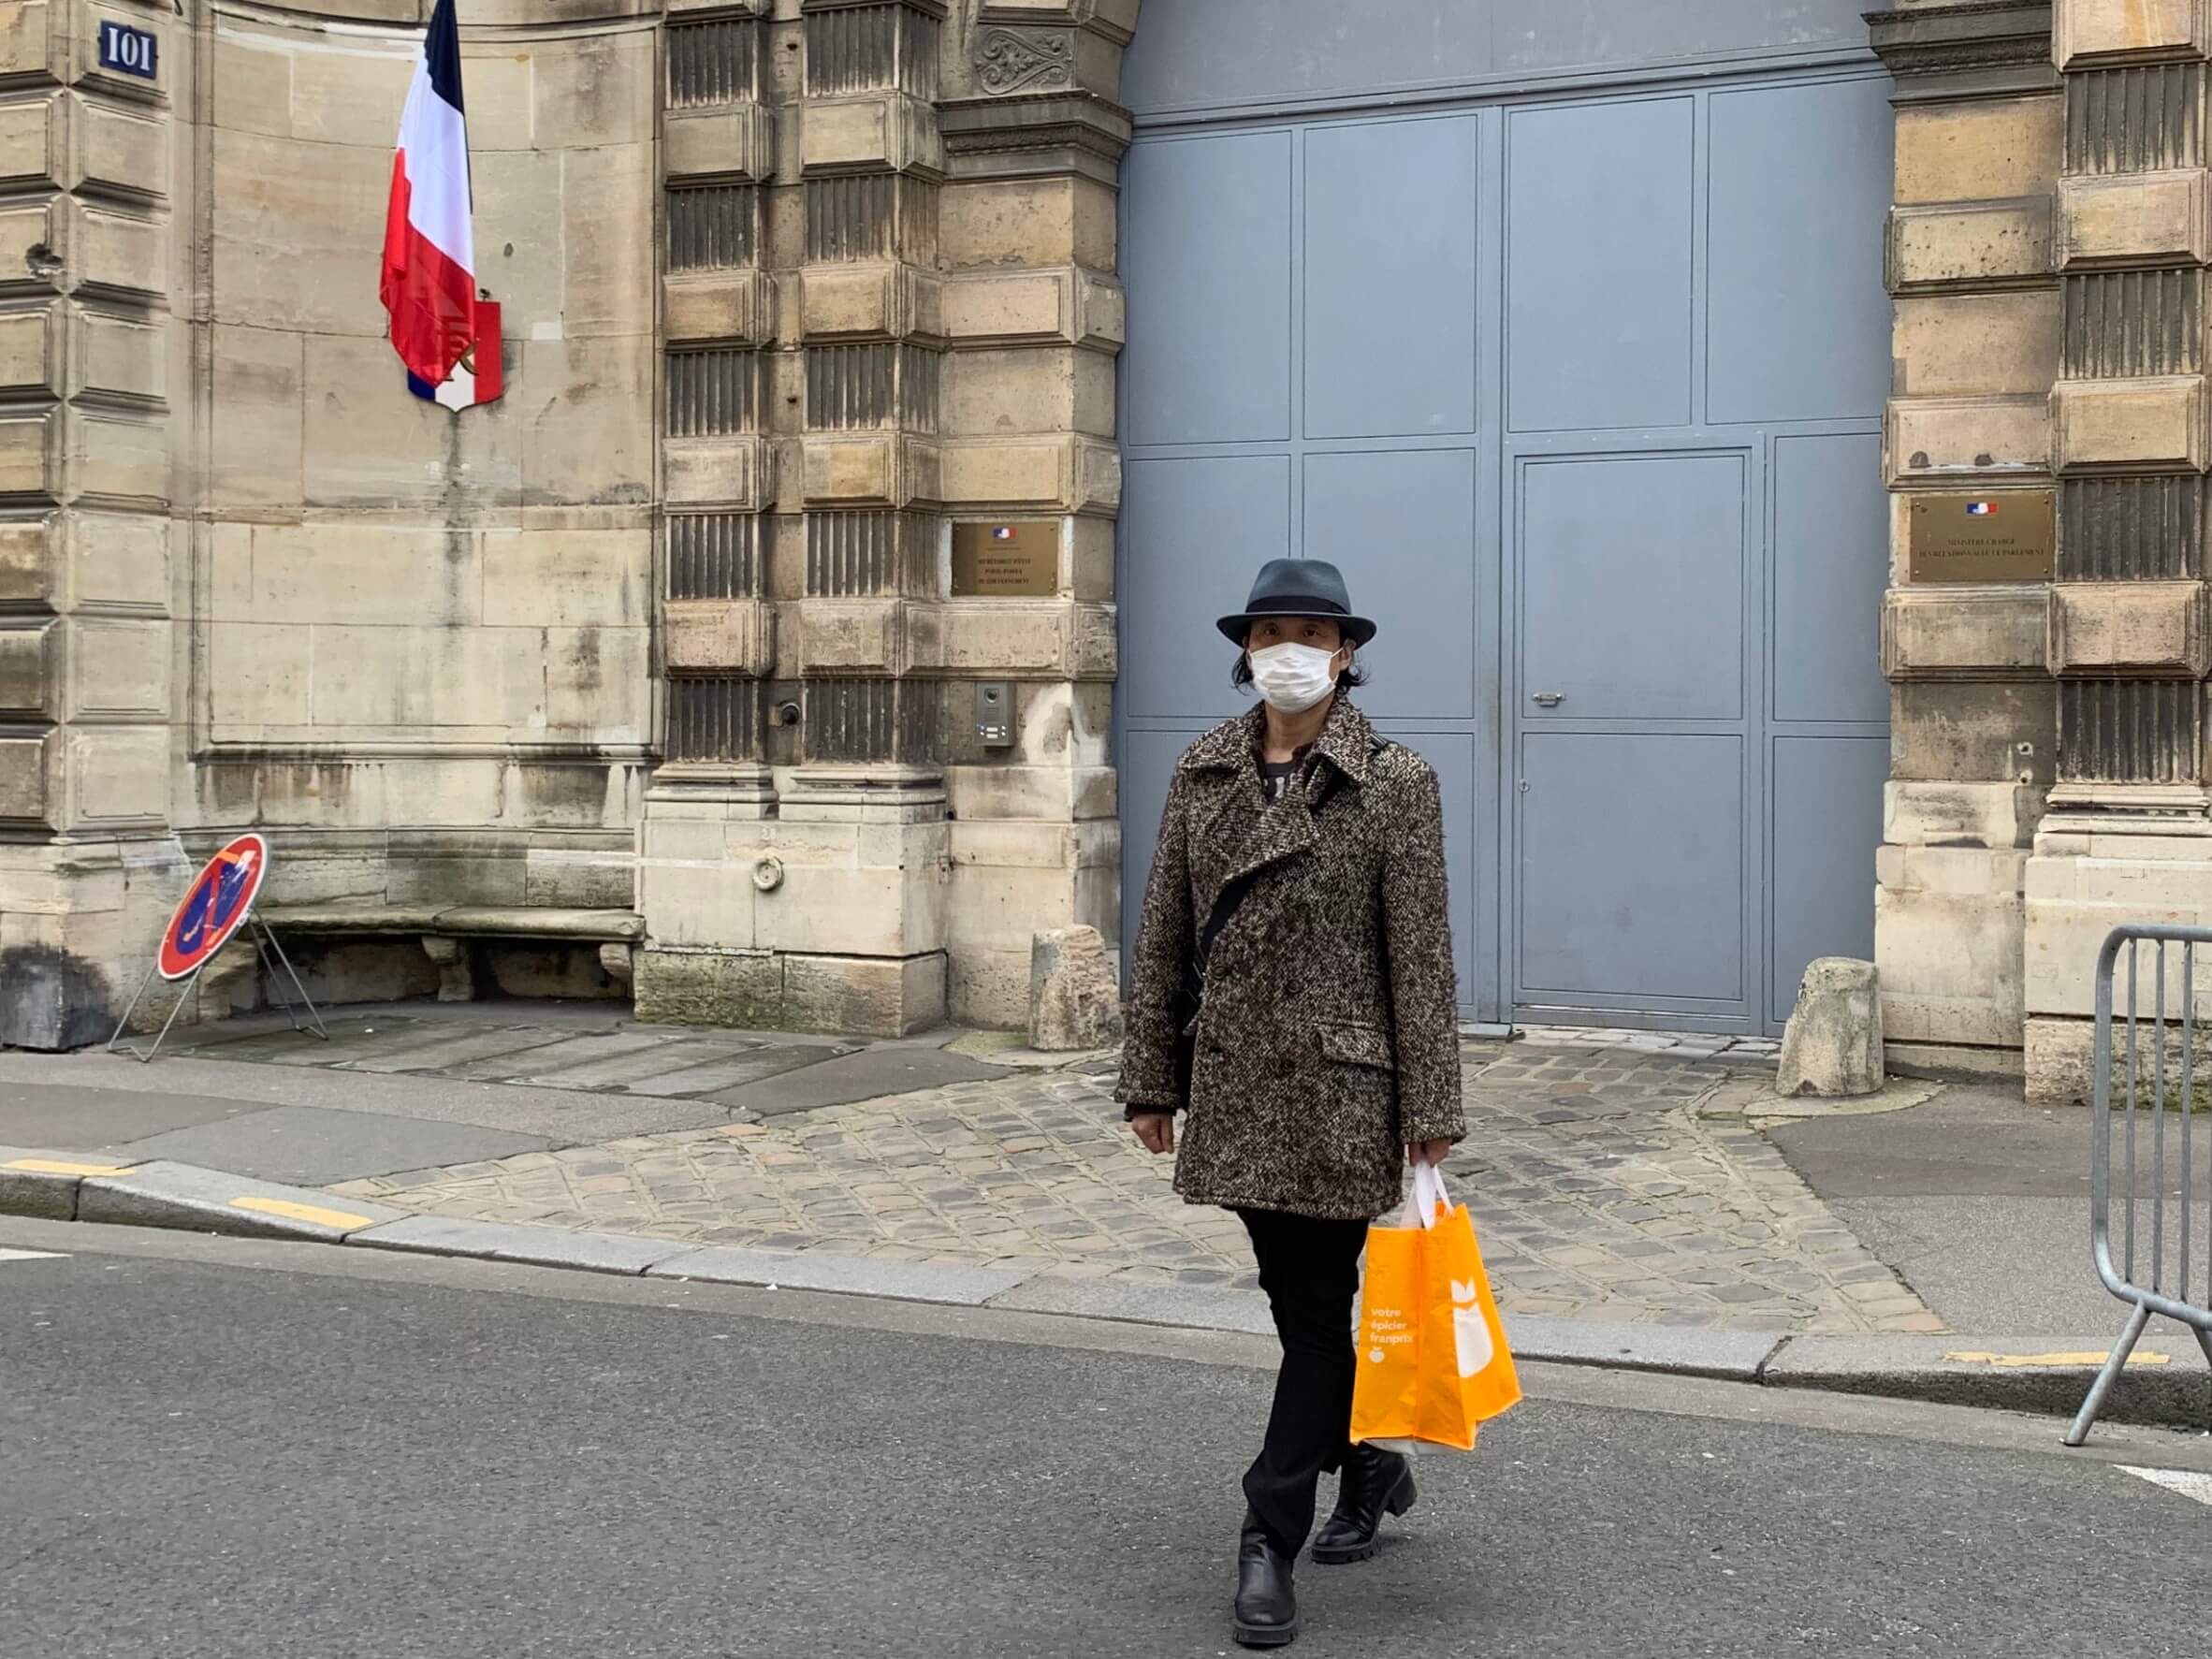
xmin=1183 ymin=701 xmax=1377 ymax=916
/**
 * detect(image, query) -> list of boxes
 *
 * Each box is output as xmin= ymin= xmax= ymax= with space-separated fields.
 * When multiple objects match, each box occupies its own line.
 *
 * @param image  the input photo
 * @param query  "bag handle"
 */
xmin=1390 ymin=1161 xmax=1452 ymax=1230
xmin=1410 ymin=1160 xmax=1452 ymax=1230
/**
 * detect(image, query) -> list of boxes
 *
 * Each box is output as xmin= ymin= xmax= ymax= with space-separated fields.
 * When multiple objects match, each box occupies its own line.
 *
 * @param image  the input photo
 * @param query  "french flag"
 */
xmin=380 ymin=0 xmax=497 ymax=406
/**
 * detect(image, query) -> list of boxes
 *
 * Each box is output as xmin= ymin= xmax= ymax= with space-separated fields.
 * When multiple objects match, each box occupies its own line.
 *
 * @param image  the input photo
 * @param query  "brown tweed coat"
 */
xmin=1116 ymin=698 xmax=1465 ymax=1220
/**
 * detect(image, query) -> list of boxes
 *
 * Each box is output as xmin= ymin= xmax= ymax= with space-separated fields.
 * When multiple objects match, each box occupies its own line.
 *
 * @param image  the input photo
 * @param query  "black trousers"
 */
xmin=1237 ymin=1207 xmax=1371 ymax=1556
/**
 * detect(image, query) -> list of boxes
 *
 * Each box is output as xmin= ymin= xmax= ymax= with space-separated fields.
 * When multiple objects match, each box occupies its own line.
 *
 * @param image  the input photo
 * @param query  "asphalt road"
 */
xmin=4 ymin=1220 xmax=2210 ymax=1659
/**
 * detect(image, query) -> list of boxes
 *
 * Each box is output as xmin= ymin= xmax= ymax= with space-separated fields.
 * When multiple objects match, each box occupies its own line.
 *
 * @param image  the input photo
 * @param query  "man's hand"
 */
xmin=1131 ymin=1113 xmax=1175 ymax=1155
xmin=1406 ymin=1138 xmax=1452 ymax=1168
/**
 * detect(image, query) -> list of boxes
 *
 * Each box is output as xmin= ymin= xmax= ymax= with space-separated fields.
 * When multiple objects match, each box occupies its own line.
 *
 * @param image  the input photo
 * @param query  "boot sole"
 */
xmin=1232 ymin=1616 xmax=1302 ymax=1648
xmin=1310 ymin=1468 xmax=1418 ymax=1565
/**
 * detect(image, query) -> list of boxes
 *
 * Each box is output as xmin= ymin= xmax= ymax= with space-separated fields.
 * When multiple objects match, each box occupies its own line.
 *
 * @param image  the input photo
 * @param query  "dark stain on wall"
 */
xmin=0 ymin=944 xmax=117 ymax=1050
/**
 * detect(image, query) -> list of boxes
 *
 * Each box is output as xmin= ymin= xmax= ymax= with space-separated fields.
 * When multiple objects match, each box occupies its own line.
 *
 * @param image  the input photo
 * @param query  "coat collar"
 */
xmin=1181 ymin=697 xmax=1378 ymax=788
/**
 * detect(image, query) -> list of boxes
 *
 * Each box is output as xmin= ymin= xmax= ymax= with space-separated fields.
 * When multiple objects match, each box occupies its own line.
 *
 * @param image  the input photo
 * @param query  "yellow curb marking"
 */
xmin=231 ymin=1196 xmax=373 ymax=1230
xmin=6 ymin=1157 xmax=134 ymax=1177
xmin=1944 ymin=1349 xmax=2171 ymax=1369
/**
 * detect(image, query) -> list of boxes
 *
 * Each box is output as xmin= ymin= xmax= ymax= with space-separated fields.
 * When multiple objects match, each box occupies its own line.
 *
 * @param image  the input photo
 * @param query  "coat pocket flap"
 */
xmin=1317 ymin=1022 xmax=1396 ymax=1071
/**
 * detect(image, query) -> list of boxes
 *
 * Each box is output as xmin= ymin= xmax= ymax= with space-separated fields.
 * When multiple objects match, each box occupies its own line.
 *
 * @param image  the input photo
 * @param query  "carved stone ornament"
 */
xmin=974 ymin=25 xmax=1074 ymax=95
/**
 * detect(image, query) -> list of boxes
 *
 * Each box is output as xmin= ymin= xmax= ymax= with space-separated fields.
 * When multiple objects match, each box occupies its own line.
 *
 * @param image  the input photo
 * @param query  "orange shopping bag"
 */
xmin=1349 ymin=1162 xmax=1521 ymax=1452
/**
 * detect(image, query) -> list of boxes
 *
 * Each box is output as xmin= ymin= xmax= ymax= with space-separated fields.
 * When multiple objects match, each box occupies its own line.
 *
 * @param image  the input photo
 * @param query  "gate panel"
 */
xmin=1520 ymin=453 xmax=1747 ymax=722
xmin=1119 ymin=455 xmax=1289 ymax=722
xmin=1303 ymin=116 xmax=1479 ymax=440
xmin=1520 ymin=732 xmax=1746 ymax=1005
xmin=1506 ymin=98 xmax=1695 ymax=433
xmin=1771 ymin=735 xmax=1887 ymax=1022
xmin=1122 ymin=132 xmax=1292 ymax=447
xmin=1707 ymin=79 xmax=1895 ymax=425
xmin=1303 ymin=447 xmax=1480 ymax=721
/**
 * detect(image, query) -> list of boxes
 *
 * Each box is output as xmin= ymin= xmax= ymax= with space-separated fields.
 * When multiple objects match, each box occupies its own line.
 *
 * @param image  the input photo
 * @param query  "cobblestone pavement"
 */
xmin=331 ymin=1038 xmax=1943 ymax=1335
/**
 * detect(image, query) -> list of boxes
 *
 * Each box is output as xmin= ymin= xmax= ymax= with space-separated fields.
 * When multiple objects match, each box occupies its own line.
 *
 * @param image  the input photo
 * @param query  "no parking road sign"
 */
xmin=157 ymin=834 xmax=269 ymax=981
xmin=112 ymin=831 xmax=325 ymax=1062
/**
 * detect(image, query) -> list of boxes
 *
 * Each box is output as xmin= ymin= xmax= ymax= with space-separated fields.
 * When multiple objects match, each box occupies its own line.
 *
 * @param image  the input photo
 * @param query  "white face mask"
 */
xmin=1248 ymin=643 xmax=1341 ymax=714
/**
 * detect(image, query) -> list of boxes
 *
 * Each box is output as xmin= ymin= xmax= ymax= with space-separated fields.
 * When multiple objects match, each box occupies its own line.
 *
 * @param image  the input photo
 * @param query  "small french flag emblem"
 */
xmin=1965 ymin=501 xmax=1997 ymax=517
xmin=992 ymin=526 xmax=1015 ymax=540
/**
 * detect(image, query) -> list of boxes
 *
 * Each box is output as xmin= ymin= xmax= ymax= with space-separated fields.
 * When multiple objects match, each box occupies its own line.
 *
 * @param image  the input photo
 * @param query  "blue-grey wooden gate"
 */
xmin=1116 ymin=5 xmax=1894 ymax=1036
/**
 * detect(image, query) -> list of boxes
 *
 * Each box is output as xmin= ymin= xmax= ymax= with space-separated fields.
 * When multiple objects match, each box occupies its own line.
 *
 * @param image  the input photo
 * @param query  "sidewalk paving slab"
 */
xmin=103 ymin=1103 xmax=553 ymax=1187
xmin=0 ymin=1082 xmax=269 ymax=1151
xmin=647 ymin=1244 xmax=1030 ymax=1306
xmin=350 ymin=1215 xmax=691 ymax=1275
xmin=77 ymin=1160 xmax=404 ymax=1243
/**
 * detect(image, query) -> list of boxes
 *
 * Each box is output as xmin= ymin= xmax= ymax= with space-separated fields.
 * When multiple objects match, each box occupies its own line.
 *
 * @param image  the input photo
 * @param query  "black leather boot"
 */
xmin=1232 ymin=1510 xmax=1300 ymax=1648
xmin=1311 ymin=1444 xmax=1417 ymax=1564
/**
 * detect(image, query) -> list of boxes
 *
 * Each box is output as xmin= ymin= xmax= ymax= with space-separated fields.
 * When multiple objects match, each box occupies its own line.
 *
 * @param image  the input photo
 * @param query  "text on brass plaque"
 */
xmin=952 ymin=521 xmax=1058 ymax=598
xmin=1908 ymin=490 xmax=2055 ymax=584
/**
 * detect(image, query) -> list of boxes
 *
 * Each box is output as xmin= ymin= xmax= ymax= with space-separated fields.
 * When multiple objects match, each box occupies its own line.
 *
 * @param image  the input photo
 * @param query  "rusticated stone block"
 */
xmin=800 ymin=94 xmax=943 ymax=178
xmin=0 ymin=98 xmax=56 ymax=189
xmin=0 ymin=518 xmax=51 ymax=605
xmin=801 ymin=434 xmax=939 ymax=508
xmin=633 ymin=946 xmax=784 ymax=1029
xmin=1885 ymin=394 xmax=2051 ymax=483
xmin=1892 ymin=679 xmax=2057 ymax=785
xmin=0 ymin=410 xmax=60 ymax=498
xmin=0 ymin=309 xmax=56 ymax=398
xmin=2048 ymin=579 xmax=2210 ymax=676
xmin=0 ymin=1 xmax=51 ymax=79
xmin=0 ymin=619 xmax=55 ymax=718
xmin=1885 ymin=781 xmax=2042 ymax=851
xmin=1894 ymin=97 xmax=2061 ymax=208
xmin=1893 ymin=290 xmax=2060 ymax=398
xmin=0 ymin=733 xmax=51 ymax=821
xmin=794 ymin=597 xmax=908 ymax=674
xmin=1882 ymin=587 xmax=2049 ymax=675
xmin=2058 ymin=169 xmax=2212 ymax=268
xmin=799 ymin=265 xmax=942 ymax=342
xmin=74 ymin=99 xmax=165 ymax=201
xmin=938 ymin=435 xmax=1119 ymax=513
xmin=783 ymin=951 xmax=946 ymax=1039
xmin=664 ymin=104 xmax=776 ymax=182
xmin=1887 ymin=200 xmax=2054 ymax=292
xmin=2057 ymin=0 xmax=2207 ymax=65
xmin=2052 ymin=375 xmax=2207 ymax=472
xmin=72 ymin=311 xmax=162 ymax=402
xmin=70 ymin=199 xmax=165 ymax=298
xmin=69 ymin=617 xmax=167 ymax=720
xmin=664 ymin=599 xmax=775 ymax=674
xmin=664 ymin=435 xmax=776 ymax=509
xmin=664 ymin=270 xmax=776 ymax=343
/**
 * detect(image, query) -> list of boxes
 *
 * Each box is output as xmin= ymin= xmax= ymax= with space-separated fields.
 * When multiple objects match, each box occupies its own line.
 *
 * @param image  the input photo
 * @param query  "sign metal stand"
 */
xmin=106 ymin=834 xmax=330 ymax=1064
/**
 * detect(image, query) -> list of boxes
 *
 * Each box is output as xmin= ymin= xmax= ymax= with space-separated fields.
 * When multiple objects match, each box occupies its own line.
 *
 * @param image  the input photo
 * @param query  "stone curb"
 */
xmin=1 ymin=1145 xmax=2199 ymax=1432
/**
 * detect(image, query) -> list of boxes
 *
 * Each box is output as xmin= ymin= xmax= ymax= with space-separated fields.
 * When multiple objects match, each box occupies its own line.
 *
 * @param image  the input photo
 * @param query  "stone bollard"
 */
xmin=1028 ymin=925 xmax=1124 ymax=1053
xmin=1777 ymin=957 xmax=1884 ymax=1098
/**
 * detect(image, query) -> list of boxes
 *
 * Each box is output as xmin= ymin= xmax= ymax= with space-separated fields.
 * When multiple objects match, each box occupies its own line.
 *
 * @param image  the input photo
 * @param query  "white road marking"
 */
xmin=0 ymin=1248 xmax=65 ymax=1263
xmin=2122 ymin=1466 xmax=2212 ymax=1507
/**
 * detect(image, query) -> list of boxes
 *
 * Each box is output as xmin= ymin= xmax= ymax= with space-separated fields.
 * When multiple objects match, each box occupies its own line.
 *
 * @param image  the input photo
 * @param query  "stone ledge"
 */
xmin=260 ymin=904 xmax=645 ymax=941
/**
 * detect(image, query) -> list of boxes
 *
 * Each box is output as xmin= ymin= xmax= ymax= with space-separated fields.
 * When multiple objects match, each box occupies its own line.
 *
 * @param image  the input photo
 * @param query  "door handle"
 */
xmin=1531 ymin=691 xmax=1564 ymax=708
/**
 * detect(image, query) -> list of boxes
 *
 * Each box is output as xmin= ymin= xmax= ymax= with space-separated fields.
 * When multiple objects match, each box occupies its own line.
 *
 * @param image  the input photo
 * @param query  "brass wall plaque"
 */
xmin=1908 ymin=489 xmax=2055 ymax=584
xmin=952 ymin=520 xmax=1058 ymax=597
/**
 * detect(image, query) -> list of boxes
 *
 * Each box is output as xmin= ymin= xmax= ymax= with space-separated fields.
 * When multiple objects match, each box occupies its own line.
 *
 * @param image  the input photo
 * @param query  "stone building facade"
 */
xmin=0 ymin=0 xmax=2204 ymax=1104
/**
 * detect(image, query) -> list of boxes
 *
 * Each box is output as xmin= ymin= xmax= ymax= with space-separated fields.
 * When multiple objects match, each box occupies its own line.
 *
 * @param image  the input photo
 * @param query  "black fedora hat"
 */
xmin=1215 ymin=558 xmax=1376 ymax=648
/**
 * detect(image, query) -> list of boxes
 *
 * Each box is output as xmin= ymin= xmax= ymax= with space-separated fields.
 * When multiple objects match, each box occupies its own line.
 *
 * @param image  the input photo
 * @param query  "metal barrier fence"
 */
xmin=2067 ymin=923 xmax=2212 ymax=1446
